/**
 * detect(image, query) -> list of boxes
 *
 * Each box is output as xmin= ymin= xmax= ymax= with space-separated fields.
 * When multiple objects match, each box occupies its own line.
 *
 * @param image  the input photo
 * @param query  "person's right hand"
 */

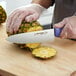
xmin=70 ymin=71 xmax=76 ymax=76
xmin=6 ymin=4 xmax=46 ymax=34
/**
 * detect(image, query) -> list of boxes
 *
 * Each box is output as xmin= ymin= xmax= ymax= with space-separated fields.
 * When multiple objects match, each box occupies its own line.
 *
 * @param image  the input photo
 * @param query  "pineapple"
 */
xmin=32 ymin=46 xmax=57 ymax=59
xmin=8 ymin=21 xmax=43 ymax=49
xmin=7 ymin=21 xmax=57 ymax=59
xmin=0 ymin=6 xmax=7 ymax=24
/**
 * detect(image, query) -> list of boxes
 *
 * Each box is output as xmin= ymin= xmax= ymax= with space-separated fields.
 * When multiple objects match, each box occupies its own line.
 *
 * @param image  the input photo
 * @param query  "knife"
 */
xmin=6 ymin=28 xmax=63 ymax=44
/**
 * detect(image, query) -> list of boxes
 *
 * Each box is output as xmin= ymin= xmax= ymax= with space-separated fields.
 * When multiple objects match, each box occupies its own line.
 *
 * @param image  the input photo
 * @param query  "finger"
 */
xmin=65 ymin=24 xmax=76 ymax=39
xmin=13 ymin=11 xmax=31 ymax=33
xmin=8 ymin=12 xmax=21 ymax=34
xmin=6 ymin=9 xmax=19 ymax=32
xmin=60 ymin=23 xmax=72 ymax=39
xmin=25 ymin=13 xmax=39 ymax=22
xmin=69 ymin=35 xmax=76 ymax=39
xmin=54 ymin=19 xmax=66 ymax=28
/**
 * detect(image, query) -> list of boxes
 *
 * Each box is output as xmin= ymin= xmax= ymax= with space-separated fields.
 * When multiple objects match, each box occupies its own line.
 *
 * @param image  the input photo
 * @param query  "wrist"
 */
xmin=17 ymin=3 xmax=46 ymax=14
xmin=32 ymin=0 xmax=54 ymax=8
xmin=30 ymin=3 xmax=46 ymax=13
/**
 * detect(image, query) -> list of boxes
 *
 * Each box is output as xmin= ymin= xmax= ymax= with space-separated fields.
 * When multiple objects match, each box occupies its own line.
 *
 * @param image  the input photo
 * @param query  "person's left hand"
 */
xmin=54 ymin=16 xmax=76 ymax=39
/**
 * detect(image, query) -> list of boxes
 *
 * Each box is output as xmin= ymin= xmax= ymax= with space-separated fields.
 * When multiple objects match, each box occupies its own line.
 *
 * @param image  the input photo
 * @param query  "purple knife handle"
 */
xmin=54 ymin=28 xmax=63 ymax=37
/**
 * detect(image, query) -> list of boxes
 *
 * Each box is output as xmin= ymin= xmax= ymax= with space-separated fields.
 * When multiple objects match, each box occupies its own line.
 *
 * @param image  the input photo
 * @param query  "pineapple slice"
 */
xmin=32 ymin=46 xmax=57 ymax=59
xmin=0 ymin=6 xmax=7 ymax=24
xmin=26 ymin=43 xmax=40 ymax=49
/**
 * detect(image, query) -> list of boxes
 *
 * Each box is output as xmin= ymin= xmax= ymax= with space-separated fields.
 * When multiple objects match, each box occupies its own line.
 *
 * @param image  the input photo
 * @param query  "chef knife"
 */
xmin=6 ymin=28 xmax=63 ymax=44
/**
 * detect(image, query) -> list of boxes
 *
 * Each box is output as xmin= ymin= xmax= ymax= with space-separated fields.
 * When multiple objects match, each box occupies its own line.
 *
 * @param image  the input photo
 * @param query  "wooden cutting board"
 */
xmin=0 ymin=24 xmax=76 ymax=76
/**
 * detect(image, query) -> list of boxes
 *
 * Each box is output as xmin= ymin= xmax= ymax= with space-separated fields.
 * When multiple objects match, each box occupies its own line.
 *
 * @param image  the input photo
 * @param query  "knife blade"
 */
xmin=6 ymin=29 xmax=55 ymax=44
xmin=6 ymin=27 xmax=63 ymax=44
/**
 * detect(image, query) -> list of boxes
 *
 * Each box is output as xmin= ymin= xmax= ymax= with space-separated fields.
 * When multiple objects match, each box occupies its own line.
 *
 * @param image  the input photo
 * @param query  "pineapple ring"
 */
xmin=32 ymin=46 xmax=57 ymax=59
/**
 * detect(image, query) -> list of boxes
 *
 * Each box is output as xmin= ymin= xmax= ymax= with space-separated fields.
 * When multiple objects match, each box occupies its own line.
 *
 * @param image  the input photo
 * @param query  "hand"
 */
xmin=6 ymin=4 xmax=46 ymax=34
xmin=54 ymin=16 xmax=76 ymax=39
xmin=70 ymin=71 xmax=76 ymax=76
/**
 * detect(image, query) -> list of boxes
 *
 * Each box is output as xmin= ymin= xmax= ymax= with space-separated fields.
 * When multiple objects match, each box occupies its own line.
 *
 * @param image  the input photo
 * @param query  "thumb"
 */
xmin=53 ymin=19 xmax=66 ymax=28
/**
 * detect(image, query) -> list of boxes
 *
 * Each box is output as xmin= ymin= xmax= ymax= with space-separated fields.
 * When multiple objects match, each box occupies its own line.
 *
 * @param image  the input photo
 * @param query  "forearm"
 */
xmin=32 ymin=0 xmax=53 ymax=8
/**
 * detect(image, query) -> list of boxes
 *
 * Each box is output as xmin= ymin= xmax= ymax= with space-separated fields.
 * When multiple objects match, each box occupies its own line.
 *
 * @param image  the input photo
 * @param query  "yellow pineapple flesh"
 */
xmin=0 ymin=6 xmax=7 ymax=24
xmin=32 ymin=46 xmax=57 ymax=59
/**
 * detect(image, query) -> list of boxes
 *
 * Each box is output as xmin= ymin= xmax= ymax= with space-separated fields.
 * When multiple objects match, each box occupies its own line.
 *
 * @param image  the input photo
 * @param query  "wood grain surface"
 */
xmin=0 ymin=24 xmax=76 ymax=76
